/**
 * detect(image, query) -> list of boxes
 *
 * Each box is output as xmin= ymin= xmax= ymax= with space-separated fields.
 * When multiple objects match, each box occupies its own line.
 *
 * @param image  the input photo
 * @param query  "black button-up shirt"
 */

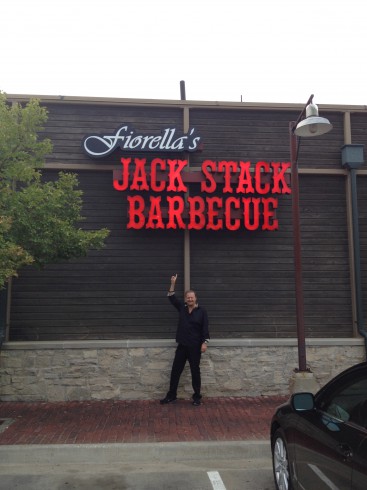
xmin=169 ymin=293 xmax=209 ymax=346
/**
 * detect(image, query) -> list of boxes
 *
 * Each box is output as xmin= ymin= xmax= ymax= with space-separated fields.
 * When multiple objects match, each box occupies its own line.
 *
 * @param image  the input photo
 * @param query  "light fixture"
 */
xmin=294 ymin=102 xmax=333 ymax=137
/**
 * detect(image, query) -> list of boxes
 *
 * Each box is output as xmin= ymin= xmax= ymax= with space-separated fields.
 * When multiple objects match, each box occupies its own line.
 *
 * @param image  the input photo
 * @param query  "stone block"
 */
xmin=47 ymin=384 xmax=67 ymax=401
xmin=2 ymin=356 xmax=23 ymax=368
xmin=223 ymin=378 xmax=242 ymax=391
xmin=90 ymin=387 xmax=120 ymax=400
xmin=66 ymin=386 xmax=92 ymax=401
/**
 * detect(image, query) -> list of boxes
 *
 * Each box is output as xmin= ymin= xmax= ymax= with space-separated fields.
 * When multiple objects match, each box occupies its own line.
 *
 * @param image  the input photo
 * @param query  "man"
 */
xmin=160 ymin=274 xmax=210 ymax=406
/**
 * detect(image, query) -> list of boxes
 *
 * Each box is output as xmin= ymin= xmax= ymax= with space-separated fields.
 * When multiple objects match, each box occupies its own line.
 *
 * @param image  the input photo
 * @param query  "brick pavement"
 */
xmin=0 ymin=396 xmax=288 ymax=445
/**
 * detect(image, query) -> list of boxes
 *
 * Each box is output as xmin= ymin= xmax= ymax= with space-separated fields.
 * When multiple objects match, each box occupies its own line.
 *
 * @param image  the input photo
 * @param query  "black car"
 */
xmin=270 ymin=362 xmax=367 ymax=490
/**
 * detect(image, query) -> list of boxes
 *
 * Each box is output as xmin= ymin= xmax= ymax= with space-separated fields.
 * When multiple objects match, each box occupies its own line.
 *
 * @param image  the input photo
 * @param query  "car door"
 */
xmin=293 ymin=411 xmax=355 ymax=489
xmin=294 ymin=371 xmax=367 ymax=489
xmin=351 ymin=432 xmax=367 ymax=489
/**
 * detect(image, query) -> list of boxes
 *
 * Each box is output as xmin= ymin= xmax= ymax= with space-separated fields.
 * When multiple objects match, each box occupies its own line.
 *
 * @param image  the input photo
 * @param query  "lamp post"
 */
xmin=290 ymin=95 xmax=333 ymax=372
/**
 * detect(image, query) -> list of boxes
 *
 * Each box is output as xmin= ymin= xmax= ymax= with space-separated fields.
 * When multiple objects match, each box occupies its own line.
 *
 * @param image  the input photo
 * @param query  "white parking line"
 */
xmin=207 ymin=471 xmax=227 ymax=490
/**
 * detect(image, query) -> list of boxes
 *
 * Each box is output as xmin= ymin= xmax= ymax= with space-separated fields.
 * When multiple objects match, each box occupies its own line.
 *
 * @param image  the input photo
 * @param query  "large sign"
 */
xmin=113 ymin=157 xmax=291 ymax=231
xmin=82 ymin=125 xmax=201 ymax=158
xmin=82 ymin=125 xmax=291 ymax=232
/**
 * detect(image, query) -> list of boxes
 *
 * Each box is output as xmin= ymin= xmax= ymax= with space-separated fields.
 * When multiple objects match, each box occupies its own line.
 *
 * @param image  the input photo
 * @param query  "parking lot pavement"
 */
xmin=0 ymin=441 xmax=275 ymax=490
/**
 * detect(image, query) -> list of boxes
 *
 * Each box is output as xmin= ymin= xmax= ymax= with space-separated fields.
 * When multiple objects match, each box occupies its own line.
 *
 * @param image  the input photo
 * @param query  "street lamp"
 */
xmin=290 ymin=95 xmax=333 ymax=372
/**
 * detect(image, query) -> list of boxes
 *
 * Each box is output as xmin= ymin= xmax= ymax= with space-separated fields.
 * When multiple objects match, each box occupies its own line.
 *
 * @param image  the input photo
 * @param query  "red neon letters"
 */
xmin=113 ymin=158 xmax=291 ymax=231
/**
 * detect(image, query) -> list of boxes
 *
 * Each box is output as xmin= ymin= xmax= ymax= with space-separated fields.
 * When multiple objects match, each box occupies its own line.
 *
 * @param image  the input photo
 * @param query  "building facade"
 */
xmin=1 ymin=94 xmax=366 ymax=401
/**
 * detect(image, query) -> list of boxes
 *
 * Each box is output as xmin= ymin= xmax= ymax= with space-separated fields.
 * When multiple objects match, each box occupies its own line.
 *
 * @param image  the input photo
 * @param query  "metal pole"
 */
xmin=290 ymin=122 xmax=307 ymax=372
xmin=180 ymin=81 xmax=186 ymax=102
xmin=180 ymin=81 xmax=191 ymax=292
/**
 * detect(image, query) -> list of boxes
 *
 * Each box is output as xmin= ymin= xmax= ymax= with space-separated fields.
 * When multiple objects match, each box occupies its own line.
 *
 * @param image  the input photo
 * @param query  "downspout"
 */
xmin=0 ymin=286 xmax=6 ymax=348
xmin=341 ymin=141 xmax=367 ymax=359
xmin=349 ymin=166 xmax=367 ymax=357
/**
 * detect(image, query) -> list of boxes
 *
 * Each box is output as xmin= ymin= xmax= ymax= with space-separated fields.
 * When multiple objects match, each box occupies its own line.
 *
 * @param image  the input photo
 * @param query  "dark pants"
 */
xmin=167 ymin=344 xmax=202 ymax=400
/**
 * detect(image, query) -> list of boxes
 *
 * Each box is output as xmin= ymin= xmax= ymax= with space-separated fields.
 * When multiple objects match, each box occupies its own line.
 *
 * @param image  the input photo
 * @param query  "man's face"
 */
xmin=185 ymin=292 xmax=197 ymax=307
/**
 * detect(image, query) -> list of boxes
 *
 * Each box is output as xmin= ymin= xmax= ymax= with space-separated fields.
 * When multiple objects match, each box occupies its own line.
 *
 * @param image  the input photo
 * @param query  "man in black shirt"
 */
xmin=160 ymin=274 xmax=210 ymax=406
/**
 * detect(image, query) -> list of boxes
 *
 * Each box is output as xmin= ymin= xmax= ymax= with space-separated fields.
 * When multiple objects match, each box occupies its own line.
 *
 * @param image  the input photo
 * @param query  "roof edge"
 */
xmin=5 ymin=93 xmax=367 ymax=113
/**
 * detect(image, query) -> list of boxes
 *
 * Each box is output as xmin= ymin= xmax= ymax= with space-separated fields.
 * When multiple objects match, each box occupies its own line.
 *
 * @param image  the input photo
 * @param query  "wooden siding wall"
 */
xmin=190 ymin=175 xmax=351 ymax=338
xmin=10 ymin=171 xmax=183 ymax=340
xmin=42 ymin=103 xmax=184 ymax=165
xmin=189 ymin=109 xmax=344 ymax=169
xmin=8 ymin=101 xmax=364 ymax=341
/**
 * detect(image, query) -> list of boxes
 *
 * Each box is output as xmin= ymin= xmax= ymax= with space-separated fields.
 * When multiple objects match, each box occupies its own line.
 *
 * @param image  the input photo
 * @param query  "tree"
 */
xmin=0 ymin=93 xmax=109 ymax=288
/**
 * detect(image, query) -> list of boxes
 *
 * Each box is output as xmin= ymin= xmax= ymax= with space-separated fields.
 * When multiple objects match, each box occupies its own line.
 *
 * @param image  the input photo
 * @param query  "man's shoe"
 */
xmin=160 ymin=396 xmax=177 ymax=405
xmin=192 ymin=399 xmax=201 ymax=406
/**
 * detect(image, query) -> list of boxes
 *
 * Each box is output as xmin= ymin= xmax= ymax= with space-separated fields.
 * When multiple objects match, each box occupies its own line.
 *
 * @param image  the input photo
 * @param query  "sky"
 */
xmin=2 ymin=0 xmax=367 ymax=106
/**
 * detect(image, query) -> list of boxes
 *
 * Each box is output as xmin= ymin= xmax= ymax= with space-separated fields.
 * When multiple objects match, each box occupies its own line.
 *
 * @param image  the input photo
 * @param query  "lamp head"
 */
xmin=294 ymin=102 xmax=333 ymax=137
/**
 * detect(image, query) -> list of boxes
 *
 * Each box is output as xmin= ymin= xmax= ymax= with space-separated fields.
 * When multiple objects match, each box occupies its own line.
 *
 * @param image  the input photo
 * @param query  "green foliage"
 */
xmin=0 ymin=94 xmax=52 ymax=184
xmin=0 ymin=93 xmax=109 ymax=287
xmin=0 ymin=216 xmax=33 ymax=285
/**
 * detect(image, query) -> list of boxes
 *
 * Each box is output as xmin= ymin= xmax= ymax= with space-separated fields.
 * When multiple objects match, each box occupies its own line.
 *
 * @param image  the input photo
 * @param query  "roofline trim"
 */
xmin=6 ymin=93 xmax=367 ymax=113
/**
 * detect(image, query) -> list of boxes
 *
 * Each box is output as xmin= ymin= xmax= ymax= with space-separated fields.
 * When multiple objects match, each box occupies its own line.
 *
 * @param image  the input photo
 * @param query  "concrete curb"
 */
xmin=0 ymin=441 xmax=270 ymax=465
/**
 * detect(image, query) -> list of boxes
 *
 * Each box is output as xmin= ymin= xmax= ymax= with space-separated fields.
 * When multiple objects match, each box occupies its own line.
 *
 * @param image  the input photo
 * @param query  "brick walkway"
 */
xmin=0 ymin=396 xmax=287 ymax=445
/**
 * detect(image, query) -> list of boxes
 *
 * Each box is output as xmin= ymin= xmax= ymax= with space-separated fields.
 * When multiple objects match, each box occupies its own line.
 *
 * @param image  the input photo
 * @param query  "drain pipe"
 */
xmin=0 ymin=285 xmax=7 ymax=349
xmin=342 ymin=144 xmax=367 ymax=358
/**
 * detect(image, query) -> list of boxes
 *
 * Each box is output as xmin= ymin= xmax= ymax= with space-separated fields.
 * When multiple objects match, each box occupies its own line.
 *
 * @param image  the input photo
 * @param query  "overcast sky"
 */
xmin=2 ymin=0 xmax=366 ymax=106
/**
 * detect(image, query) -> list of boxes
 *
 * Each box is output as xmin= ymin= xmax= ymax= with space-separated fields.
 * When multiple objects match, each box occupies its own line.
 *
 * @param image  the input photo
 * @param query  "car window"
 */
xmin=320 ymin=376 xmax=367 ymax=429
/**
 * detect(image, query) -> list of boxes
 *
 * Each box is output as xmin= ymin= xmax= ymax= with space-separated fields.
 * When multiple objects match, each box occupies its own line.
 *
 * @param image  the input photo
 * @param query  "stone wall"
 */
xmin=0 ymin=339 xmax=365 ymax=401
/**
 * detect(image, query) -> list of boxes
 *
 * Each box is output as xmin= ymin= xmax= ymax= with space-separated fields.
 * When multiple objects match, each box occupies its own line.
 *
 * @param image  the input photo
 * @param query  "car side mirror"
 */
xmin=292 ymin=392 xmax=315 ymax=411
